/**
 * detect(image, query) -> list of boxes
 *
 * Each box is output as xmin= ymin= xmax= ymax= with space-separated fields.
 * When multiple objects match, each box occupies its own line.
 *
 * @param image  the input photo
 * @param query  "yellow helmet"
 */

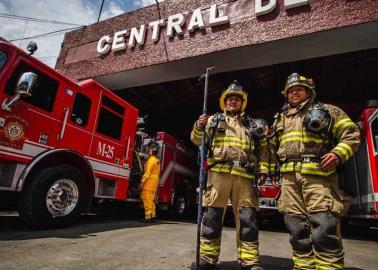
xmin=219 ymin=80 xmax=248 ymax=112
xmin=282 ymin=73 xmax=316 ymax=100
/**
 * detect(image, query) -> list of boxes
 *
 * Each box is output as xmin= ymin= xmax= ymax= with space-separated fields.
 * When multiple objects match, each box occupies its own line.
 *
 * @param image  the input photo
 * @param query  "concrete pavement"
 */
xmin=0 ymin=212 xmax=377 ymax=270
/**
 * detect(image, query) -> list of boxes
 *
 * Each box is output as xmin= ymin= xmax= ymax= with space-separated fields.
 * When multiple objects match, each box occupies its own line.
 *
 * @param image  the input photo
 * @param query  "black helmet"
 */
xmin=282 ymin=73 xmax=316 ymax=100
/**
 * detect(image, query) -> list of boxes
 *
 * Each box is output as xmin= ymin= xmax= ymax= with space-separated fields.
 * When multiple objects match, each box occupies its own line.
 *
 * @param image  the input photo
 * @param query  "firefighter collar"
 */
xmin=224 ymin=108 xmax=243 ymax=118
xmin=287 ymin=99 xmax=311 ymax=116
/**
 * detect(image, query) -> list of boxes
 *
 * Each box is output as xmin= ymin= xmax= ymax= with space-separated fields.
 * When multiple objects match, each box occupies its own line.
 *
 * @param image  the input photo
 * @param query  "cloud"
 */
xmin=101 ymin=1 xmax=125 ymax=21
xmin=0 ymin=0 xmax=165 ymax=68
xmin=133 ymin=0 xmax=163 ymax=8
xmin=0 ymin=0 xmax=126 ymax=67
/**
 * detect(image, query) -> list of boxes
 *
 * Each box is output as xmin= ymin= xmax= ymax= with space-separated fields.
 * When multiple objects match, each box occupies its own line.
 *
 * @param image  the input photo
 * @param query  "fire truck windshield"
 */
xmin=0 ymin=50 xmax=7 ymax=71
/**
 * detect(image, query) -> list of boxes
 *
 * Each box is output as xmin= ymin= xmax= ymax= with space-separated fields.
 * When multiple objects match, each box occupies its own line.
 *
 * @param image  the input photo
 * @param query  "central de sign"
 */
xmin=97 ymin=0 xmax=309 ymax=55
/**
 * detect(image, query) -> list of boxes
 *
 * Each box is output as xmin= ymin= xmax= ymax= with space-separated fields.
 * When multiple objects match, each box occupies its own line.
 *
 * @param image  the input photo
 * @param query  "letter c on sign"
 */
xmin=97 ymin=35 xmax=112 ymax=55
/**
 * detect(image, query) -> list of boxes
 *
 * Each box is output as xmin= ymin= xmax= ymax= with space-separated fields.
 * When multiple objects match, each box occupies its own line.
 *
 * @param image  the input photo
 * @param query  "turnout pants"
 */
xmin=200 ymin=171 xmax=260 ymax=267
xmin=279 ymin=172 xmax=351 ymax=270
xmin=141 ymin=190 xmax=156 ymax=220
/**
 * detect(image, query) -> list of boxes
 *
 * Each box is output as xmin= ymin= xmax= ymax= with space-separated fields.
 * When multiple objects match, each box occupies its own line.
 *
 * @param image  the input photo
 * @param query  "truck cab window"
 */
xmin=371 ymin=116 xmax=378 ymax=154
xmin=96 ymin=96 xmax=124 ymax=140
xmin=71 ymin=93 xmax=91 ymax=126
xmin=0 ymin=50 xmax=7 ymax=71
xmin=5 ymin=61 xmax=58 ymax=112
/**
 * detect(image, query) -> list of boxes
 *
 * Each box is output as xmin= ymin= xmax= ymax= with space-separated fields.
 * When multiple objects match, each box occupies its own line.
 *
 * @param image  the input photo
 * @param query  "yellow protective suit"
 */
xmin=141 ymin=155 xmax=160 ymax=220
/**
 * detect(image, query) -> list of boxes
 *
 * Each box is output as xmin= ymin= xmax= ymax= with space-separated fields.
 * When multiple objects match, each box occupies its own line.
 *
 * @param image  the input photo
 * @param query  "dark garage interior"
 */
xmin=117 ymin=48 xmax=378 ymax=146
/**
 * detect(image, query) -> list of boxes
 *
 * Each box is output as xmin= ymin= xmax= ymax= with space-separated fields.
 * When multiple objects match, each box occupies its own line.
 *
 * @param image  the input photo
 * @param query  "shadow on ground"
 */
xmin=0 ymin=202 xmax=191 ymax=241
xmin=190 ymin=257 xmax=364 ymax=270
xmin=190 ymin=255 xmax=292 ymax=270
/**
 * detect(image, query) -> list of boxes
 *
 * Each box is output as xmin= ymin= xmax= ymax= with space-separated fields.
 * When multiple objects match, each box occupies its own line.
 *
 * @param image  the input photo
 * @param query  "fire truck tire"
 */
xmin=169 ymin=190 xmax=188 ymax=219
xmin=18 ymin=165 xmax=88 ymax=229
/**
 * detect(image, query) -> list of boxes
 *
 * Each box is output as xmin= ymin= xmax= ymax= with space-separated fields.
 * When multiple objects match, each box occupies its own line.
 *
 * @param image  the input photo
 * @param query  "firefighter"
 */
xmin=191 ymin=81 xmax=269 ymax=270
xmin=140 ymin=145 xmax=160 ymax=223
xmin=269 ymin=73 xmax=360 ymax=270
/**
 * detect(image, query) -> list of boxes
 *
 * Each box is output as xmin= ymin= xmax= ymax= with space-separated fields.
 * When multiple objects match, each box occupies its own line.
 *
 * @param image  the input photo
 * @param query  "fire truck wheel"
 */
xmin=18 ymin=165 xmax=88 ymax=229
xmin=169 ymin=190 xmax=188 ymax=219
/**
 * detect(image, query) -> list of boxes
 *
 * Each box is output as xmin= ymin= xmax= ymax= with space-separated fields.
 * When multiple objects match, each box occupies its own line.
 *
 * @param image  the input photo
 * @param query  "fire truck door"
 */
xmin=54 ymin=86 xmax=98 ymax=156
xmin=369 ymin=109 xmax=378 ymax=162
xmin=368 ymin=109 xmax=378 ymax=212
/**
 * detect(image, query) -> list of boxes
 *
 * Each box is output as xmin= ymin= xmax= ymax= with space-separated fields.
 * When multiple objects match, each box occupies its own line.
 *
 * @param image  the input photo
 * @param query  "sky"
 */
xmin=0 ymin=0 xmax=164 ymax=67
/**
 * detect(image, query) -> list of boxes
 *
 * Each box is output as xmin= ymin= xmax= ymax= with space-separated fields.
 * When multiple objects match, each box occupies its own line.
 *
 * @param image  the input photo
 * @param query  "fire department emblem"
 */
xmin=4 ymin=121 xmax=24 ymax=141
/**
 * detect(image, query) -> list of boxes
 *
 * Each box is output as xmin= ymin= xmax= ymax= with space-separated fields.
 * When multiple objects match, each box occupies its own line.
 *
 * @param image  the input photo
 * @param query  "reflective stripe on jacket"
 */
xmin=272 ymin=101 xmax=360 ymax=176
xmin=190 ymin=111 xmax=270 ymax=179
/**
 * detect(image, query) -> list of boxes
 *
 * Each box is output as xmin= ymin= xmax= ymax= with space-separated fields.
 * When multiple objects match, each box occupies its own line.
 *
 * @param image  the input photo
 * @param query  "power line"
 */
xmin=0 ymin=13 xmax=82 ymax=26
xmin=37 ymin=56 xmax=58 ymax=60
xmin=97 ymin=0 xmax=106 ymax=22
xmin=9 ymin=26 xmax=83 ymax=42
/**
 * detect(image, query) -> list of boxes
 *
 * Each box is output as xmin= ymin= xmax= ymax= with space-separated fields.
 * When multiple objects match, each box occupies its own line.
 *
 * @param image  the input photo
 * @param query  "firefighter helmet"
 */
xmin=149 ymin=143 xmax=159 ymax=155
xmin=282 ymin=73 xmax=316 ymax=100
xmin=219 ymin=80 xmax=248 ymax=112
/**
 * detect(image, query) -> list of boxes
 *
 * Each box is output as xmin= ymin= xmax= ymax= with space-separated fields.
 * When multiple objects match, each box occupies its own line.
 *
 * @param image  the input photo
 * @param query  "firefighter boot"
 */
xmin=198 ymin=259 xmax=216 ymax=270
xmin=240 ymin=264 xmax=264 ymax=270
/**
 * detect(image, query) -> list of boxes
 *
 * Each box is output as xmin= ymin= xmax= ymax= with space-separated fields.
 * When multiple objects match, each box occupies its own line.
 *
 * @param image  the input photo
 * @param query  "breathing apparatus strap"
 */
xmin=207 ymin=112 xmax=221 ymax=158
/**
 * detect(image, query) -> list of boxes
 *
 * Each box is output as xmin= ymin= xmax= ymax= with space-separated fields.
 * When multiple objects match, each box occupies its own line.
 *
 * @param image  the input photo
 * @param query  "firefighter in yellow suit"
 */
xmin=269 ymin=73 xmax=360 ymax=270
xmin=140 ymin=146 xmax=160 ymax=222
xmin=191 ymin=81 xmax=269 ymax=270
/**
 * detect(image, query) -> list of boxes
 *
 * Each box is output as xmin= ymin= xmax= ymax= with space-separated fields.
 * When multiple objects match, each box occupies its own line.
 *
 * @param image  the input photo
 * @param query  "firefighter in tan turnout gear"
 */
xmin=191 ymin=81 xmax=270 ymax=270
xmin=271 ymin=73 xmax=360 ymax=270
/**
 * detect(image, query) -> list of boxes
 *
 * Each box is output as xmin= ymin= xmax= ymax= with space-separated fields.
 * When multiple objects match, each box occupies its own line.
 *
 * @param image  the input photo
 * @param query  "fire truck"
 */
xmin=340 ymin=105 xmax=378 ymax=221
xmin=0 ymin=39 xmax=197 ymax=228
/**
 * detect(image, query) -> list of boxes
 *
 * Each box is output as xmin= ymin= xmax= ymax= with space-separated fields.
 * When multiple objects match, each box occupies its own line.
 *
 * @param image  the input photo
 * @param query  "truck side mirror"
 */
xmin=2 ymin=72 xmax=37 ymax=112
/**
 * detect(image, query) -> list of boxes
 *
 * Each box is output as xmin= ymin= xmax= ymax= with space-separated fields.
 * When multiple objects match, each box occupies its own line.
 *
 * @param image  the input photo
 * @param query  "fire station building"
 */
xmin=56 ymin=0 xmax=378 ymax=140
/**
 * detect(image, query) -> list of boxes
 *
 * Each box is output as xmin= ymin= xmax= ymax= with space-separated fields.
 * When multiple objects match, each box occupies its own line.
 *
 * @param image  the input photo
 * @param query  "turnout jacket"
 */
xmin=271 ymin=100 xmax=360 ymax=176
xmin=141 ymin=155 xmax=160 ymax=192
xmin=190 ymin=110 xmax=270 ymax=179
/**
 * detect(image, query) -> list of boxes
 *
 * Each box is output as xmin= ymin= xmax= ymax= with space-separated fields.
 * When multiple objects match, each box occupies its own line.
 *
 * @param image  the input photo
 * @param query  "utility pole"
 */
xmin=97 ymin=0 xmax=105 ymax=22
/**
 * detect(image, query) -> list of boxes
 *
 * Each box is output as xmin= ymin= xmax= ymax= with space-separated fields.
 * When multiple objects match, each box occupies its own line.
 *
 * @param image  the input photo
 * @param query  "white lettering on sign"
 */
xmin=129 ymin=25 xmax=146 ymax=47
xmin=97 ymin=141 xmax=114 ymax=159
xmin=97 ymin=35 xmax=112 ymax=54
xmin=255 ymin=0 xmax=277 ymax=17
xmin=208 ymin=4 xmax=229 ymax=27
xmin=167 ymin=13 xmax=185 ymax=38
xmin=285 ymin=0 xmax=309 ymax=10
xmin=112 ymin=30 xmax=128 ymax=51
xmin=149 ymin=19 xmax=165 ymax=42
xmin=97 ymin=1 xmax=310 ymax=55
xmin=187 ymin=8 xmax=205 ymax=32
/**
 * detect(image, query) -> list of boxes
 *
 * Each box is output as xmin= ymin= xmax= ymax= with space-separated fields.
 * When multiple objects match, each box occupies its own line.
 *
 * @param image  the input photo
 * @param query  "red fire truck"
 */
xmin=340 ymin=105 xmax=378 ymax=221
xmin=0 ymin=39 xmax=196 ymax=228
xmin=128 ymin=131 xmax=197 ymax=217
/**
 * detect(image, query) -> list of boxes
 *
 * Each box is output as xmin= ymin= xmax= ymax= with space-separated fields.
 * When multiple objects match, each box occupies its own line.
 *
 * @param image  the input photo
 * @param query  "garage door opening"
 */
xmin=116 ymin=48 xmax=378 ymax=145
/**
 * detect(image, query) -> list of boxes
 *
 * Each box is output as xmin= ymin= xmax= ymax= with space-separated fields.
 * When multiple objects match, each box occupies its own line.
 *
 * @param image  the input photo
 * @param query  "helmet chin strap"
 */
xmin=225 ymin=107 xmax=241 ymax=115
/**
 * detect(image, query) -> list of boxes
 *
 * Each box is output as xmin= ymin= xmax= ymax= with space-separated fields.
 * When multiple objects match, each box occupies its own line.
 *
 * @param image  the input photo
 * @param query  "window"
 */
xmin=96 ymin=107 xmax=123 ymax=140
xmin=102 ymin=95 xmax=125 ymax=115
xmin=0 ymin=50 xmax=7 ymax=71
xmin=371 ymin=116 xmax=378 ymax=154
xmin=5 ymin=61 xmax=58 ymax=112
xmin=71 ymin=93 xmax=91 ymax=127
